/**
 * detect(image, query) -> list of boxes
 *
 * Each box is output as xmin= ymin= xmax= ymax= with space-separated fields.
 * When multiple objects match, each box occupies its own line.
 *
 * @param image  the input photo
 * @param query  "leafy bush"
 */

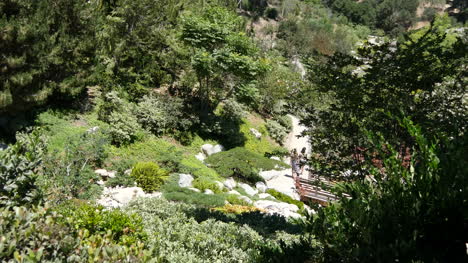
xmin=205 ymin=147 xmax=285 ymax=184
xmin=136 ymin=95 xmax=193 ymax=135
xmin=266 ymin=189 xmax=304 ymax=212
xmin=264 ymin=146 xmax=290 ymax=158
xmin=266 ymin=119 xmax=289 ymax=144
xmin=0 ymin=130 xmax=45 ymax=207
xmin=0 ymin=205 xmax=148 ymax=262
xmin=275 ymin=115 xmax=293 ymax=131
xmin=57 ymin=202 xmax=146 ymax=245
xmin=108 ymin=110 xmax=142 ymax=146
xmin=218 ymin=99 xmax=246 ymax=122
xmin=192 ymin=177 xmax=224 ymax=194
xmin=131 ymin=162 xmax=169 ymax=193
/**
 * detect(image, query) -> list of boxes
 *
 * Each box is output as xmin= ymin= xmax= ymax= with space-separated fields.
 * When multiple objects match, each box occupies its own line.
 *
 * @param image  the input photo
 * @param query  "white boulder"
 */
xmin=259 ymin=170 xmax=282 ymax=181
xmin=270 ymin=156 xmax=281 ymax=161
xmin=201 ymin=144 xmax=224 ymax=156
xmin=87 ymin=126 xmax=99 ymax=133
xmin=178 ymin=174 xmax=194 ymax=188
xmin=253 ymin=200 xmax=301 ymax=218
xmin=255 ymin=182 xmax=268 ymax=193
xmin=239 ymin=183 xmax=258 ymax=196
xmin=228 ymin=190 xmax=241 ymax=195
xmin=258 ymin=193 xmax=274 ymax=199
xmin=223 ymin=178 xmax=237 ymax=190
xmin=214 ymin=181 xmax=224 ymax=191
xmin=195 ymin=152 xmax=206 ymax=162
xmin=94 ymin=169 xmax=116 ymax=178
xmin=189 ymin=187 xmax=201 ymax=193
xmin=97 ymin=187 xmax=162 ymax=208
xmin=204 ymin=189 xmax=214 ymax=195
xmin=249 ymin=128 xmax=262 ymax=139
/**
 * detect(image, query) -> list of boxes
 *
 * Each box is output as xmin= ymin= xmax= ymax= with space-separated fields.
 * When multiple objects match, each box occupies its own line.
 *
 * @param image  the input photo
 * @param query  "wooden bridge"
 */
xmin=294 ymin=176 xmax=343 ymax=206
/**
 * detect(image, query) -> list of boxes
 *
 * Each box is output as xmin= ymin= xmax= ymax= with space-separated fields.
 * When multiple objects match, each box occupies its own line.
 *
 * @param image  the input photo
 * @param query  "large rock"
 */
xmin=258 ymin=193 xmax=274 ymax=199
xmin=204 ymin=189 xmax=214 ymax=195
xmin=201 ymin=144 xmax=224 ymax=156
xmin=228 ymin=190 xmax=241 ymax=195
xmin=223 ymin=178 xmax=237 ymax=190
xmin=94 ymin=169 xmax=116 ymax=178
xmin=239 ymin=183 xmax=258 ymax=196
xmin=253 ymin=200 xmax=301 ymax=218
xmin=249 ymin=128 xmax=262 ymax=139
xmin=259 ymin=170 xmax=282 ymax=181
xmin=97 ymin=187 xmax=162 ymax=208
xmin=195 ymin=152 xmax=206 ymax=162
xmin=255 ymin=182 xmax=267 ymax=193
xmin=178 ymin=174 xmax=194 ymax=188
xmin=214 ymin=181 xmax=224 ymax=191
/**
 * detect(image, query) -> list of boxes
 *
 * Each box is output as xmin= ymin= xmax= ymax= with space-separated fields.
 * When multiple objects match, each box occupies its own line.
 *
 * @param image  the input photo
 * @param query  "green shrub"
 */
xmin=218 ymin=99 xmax=246 ymax=122
xmin=178 ymin=156 xmax=221 ymax=179
xmin=266 ymin=189 xmax=305 ymax=212
xmin=265 ymin=146 xmax=290 ymax=158
xmin=205 ymin=147 xmax=285 ymax=184
xmin=192 ymin=177 xmax=224 ymax=194
xmin=107 ymin=137 xmax=183 ymax=173
xmin=136 ymin=95 xmax=193 ymax=135
xmin=275 ymin=115 xmax=293 ymax=131
xmin=131 ymin=162 xmax=169 ymax=193
xmin=108 ymin=110 xmax=143 ymax=146
xmin=0 ymin=205 xmax=149 ymax=262
xmin=266 ymin=119 xmax=288 ymax=144
xmin=0 ymin=130 xmax=45 ymax=207
xmin=57 ymin=202 xmax=146 ymax=245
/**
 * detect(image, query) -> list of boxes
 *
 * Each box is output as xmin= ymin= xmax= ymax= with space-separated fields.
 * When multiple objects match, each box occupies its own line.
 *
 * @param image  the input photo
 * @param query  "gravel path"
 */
xmin=266 ymin=115 xmax=309 ymax=200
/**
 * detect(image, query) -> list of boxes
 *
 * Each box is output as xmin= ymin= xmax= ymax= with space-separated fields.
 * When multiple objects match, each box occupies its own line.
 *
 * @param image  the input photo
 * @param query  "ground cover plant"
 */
xmin=205 ymin=147 xmax=287 ymax=184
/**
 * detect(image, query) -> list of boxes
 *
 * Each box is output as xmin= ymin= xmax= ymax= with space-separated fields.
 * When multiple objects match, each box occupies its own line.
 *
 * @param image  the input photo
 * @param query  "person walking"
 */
xmin=299 ymin=147 xmax=308 ymax=175
xmin=290 ymin=148 xmax=300 ymax=179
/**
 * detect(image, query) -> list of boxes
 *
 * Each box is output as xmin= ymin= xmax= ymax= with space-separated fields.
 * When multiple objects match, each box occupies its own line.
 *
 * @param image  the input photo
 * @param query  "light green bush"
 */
xmin=178 ymin=156 xmax=221 ymax=179
xmin=266 ymin=119 xmax=288 ymax=144
xmin=131 ymin=162 xmax=169 ymax=193
xmin=108 ymin=110 xmax=142 ymax=146
xmin=192 ymin=177 xmax=224 ymax=194
xmin=205 ymin=147 xmax=285 ymax=184
xmin=218 ymin=99 xmax=246 ymax=122
xmin=136 ymin=95 xmax=192 ymax=135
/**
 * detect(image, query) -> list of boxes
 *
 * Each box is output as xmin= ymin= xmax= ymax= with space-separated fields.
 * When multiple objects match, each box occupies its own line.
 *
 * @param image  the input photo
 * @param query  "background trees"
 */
xmin=299 ymin=26 xmax=467 ymax=178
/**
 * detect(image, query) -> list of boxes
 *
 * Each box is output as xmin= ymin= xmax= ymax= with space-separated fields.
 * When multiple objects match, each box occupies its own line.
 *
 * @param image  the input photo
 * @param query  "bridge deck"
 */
xmin=294 ymin=176 xmax=342 ymax=205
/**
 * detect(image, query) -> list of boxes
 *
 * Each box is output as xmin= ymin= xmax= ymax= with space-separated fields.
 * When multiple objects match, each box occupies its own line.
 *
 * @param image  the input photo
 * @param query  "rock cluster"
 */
xmin=97 ymin=186 xmax=161 ymax=208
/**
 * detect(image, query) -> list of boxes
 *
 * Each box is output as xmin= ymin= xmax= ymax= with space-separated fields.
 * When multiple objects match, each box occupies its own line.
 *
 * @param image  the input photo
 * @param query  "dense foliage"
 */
xmin=306 ymin=119 xmax=468 ymax=262
xmin=300 ymin=26 xmax=467 ymax=178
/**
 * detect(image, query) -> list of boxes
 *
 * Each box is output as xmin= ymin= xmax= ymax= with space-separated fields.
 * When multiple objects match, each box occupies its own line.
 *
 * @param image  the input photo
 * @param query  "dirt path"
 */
xmin=266 ymin=115 xmax=309 ymax=200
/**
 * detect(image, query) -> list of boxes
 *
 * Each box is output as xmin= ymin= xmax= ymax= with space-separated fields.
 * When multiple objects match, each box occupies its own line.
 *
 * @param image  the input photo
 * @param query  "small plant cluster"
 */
xmin=211 ymin=204 xmax=264 ymax=214
xmin=130 ymin=162 xmax=169 ymax=193
xmin=205 ymin=147 xmax=285 ymax=184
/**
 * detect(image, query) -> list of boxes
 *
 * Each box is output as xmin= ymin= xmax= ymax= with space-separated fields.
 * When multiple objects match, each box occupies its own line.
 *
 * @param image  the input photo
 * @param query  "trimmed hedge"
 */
xmin=131 ymin=162 xmax=169 ymax=192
